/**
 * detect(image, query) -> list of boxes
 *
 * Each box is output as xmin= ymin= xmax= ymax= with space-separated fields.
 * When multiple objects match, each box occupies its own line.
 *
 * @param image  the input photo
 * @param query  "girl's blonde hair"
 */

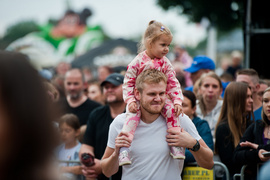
xmin=261 ymin=87 xmax=270 ymax=126
xmin=197 ymin=71 xmax=222 ymax=116
xmin=138 ymin=20 xmax=173 ymax=53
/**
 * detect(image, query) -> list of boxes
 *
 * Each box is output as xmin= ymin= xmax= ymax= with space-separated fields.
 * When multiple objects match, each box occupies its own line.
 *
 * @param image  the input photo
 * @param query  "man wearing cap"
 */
xmin=80 ymin=73 xmax=126 ymax=180
xmin=184 ymin=55 xmax=216 ymax=92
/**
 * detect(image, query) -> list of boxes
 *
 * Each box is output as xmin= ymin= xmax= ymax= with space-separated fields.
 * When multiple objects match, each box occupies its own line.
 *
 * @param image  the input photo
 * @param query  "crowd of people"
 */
xmin=1 ymin=20 xmax=270 ymax=180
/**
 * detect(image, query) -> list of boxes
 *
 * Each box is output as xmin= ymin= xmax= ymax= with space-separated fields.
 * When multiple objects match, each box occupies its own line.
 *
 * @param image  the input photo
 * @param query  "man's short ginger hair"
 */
xmin=236 ymin=68 xmax=259 ymax=84
xmin=135 ymin=69 xmax=167 ymax=93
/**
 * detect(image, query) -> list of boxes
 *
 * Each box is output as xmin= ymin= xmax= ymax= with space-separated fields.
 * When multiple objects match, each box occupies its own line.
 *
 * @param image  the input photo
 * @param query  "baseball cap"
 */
xmin=184 ymin=55 xmax=215 ymax=73
xmin=101 ymin=73 xmax=124 ymax=86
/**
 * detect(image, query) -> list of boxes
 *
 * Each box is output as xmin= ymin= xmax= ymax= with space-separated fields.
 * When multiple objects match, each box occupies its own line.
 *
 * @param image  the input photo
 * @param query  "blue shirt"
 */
xmin=252 ymin=106 xmax=262 ymax=121
xmin=184 ymin=116 xmax=214 ymax=163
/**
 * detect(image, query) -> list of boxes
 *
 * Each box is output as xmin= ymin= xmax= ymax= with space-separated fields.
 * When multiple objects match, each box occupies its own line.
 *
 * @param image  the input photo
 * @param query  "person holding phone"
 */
xmin=233 ymin=87 xmax=270 ymax=179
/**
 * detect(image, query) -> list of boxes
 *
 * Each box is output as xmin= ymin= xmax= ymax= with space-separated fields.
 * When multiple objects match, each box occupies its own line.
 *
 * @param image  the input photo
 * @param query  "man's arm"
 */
xmin=60 ymin=166 xmax=83 ymax=175
xmin=190 ymin=139 xmax=214 ymax=169
xmin=79 ymin=144 xmax=102 ymax=179
xmin=101 ymin=131 xmax=131 ymax=177
xmin=166 ymin=128 xmax=214 ymax=169
xmin=100 ymin=146 xmax=120 ymax=177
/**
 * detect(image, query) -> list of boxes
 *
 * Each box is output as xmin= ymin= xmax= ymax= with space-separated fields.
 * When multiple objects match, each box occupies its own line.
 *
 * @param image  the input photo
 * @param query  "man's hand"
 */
xmin=115 ymin=131 xmax=132 ymax=153
xmin=174 ymin=104 xmax=183 ymax=117
xmin=166 ymin=128 xmax=196 ymax=149
xmin=128 ymin=102 xmax=137 ymax=113
xmin=167 ymin=127 xmax=214 ymax=170
xmin=99 ymin=131 xmax=132 ymax=178
xmin=81 ymin=158 xmax=102 ymax=179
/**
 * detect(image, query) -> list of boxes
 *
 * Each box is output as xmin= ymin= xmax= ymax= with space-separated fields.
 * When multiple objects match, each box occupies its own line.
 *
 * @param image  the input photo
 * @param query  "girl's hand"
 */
xmin=115 ymin=132 xmax=131 ymax=153
xmin=128 ymin=102 xmax=137 ymax=113
xmin=174 ymin=104 xmax=183 ymax=117
xmin=240 ymin=141 xmax=258 ymax=149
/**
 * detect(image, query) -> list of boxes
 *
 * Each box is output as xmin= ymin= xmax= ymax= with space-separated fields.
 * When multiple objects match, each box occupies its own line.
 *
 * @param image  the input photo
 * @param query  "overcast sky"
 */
xmin=0 ymin=0 xmax=207 ymax=46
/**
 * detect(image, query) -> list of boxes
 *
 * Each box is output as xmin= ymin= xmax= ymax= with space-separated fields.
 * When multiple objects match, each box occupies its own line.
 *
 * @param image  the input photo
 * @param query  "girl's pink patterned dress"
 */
xmin=122 ymin=51 xmax=183 ymax=136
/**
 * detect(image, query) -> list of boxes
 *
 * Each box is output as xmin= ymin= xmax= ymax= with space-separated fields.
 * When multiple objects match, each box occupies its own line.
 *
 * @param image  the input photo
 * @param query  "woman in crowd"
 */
xmin=0 ymin=51 xmax=58 ymax=180
xmin=233 ymin=87 xmax=270 ymax=179
xmin=196 ymin=71 xmax=223 ymax=138
xmin=182 ymin=90 xmax=213 ymax=164
xmin=87 ymin=80 xmax=105 ymax=105
xmin=215 ymin=82 xmax=253 ymax=179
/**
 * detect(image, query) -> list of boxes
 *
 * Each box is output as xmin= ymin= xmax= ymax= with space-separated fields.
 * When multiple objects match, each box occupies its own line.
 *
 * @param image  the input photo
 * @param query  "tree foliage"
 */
xmin=0 ymin=21 xmax=40 ymax=49
xmin=157 ymin=0 xmax=244 ymax=32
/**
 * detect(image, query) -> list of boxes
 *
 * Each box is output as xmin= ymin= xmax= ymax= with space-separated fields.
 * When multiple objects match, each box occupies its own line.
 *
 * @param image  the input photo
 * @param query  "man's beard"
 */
xmin=69 ymin=91 xmax=83 ymax=100
xmin=140 ymin=100 xmax=164 ymax=115
xmin=106 ymin=96 xmax=123 ymax=105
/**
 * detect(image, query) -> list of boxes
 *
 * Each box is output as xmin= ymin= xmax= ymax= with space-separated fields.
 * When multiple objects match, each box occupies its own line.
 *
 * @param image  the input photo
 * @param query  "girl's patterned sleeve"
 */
xmin=163 ymin=58 xmax=183 ymax=105
xmin=123 ymin=58 xmax=139 ymax=105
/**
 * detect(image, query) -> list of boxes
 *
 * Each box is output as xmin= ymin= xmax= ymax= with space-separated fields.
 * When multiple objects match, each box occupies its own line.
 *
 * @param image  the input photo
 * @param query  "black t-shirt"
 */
xmin=64 ymin=98 xmax=101 ymax=126
xmin=84 ymin=105 xmax=123 ymax=180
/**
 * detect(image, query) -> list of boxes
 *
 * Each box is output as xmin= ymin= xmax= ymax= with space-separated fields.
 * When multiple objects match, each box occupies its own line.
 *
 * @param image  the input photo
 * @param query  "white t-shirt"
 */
xmin=196 ymin=99 xmax=223 ymax=138
xmin=108 ymin=113 xmax=201 ymax=180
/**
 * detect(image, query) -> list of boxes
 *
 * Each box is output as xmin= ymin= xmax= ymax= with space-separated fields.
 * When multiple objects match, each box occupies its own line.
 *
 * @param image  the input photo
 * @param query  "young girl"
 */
xmin=56 ymin=113 xmax=83 ymax=180
xmin=120 ymin=20 xmax=184 ymax=166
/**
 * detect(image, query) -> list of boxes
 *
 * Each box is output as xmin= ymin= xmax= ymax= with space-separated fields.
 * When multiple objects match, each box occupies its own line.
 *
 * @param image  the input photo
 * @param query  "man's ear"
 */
xmin=134 ymin=88 xmax=140 ymax=101
xmin=255 ymin=83 xmax=260 ymax=92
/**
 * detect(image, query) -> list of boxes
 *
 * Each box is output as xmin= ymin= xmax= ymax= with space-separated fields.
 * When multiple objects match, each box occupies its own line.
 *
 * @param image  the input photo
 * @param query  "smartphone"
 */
xmin=262 ymin=151 xmax=270 ymax=157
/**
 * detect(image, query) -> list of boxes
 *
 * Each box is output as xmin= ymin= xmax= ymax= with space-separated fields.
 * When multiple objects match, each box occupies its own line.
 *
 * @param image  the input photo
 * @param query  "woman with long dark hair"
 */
xmin=233 ymin=87 xmax=270 ymax=179
xmin=215 ymin=82 xmax=253 ymax=179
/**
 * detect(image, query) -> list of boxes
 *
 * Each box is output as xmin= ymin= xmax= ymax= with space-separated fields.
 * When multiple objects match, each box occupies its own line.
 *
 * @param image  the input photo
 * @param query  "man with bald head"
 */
xmin=63 ymin=68 xmax=101 ymax=139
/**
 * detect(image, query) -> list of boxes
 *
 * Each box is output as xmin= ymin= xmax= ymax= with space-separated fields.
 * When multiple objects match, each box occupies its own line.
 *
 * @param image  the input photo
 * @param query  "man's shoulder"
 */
xmin=180 ymin=114 xmax=201 ymax=140
xmin=253 ymin=106 xmax=262 ymax=121
xmin=180 ymin=114 xmax=194 ymax=128
xmin=84 ymin=98 xmax=102 ymax=107
xmin=254 ymin=105 xmax=263 ymax=112
xmin=90 ymin=105 xmax=109 ymax=115
xmin=112 ymin=113 xmax=126 ymax=124
xmin=109 ymin=113 xmax=126 ymax=127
